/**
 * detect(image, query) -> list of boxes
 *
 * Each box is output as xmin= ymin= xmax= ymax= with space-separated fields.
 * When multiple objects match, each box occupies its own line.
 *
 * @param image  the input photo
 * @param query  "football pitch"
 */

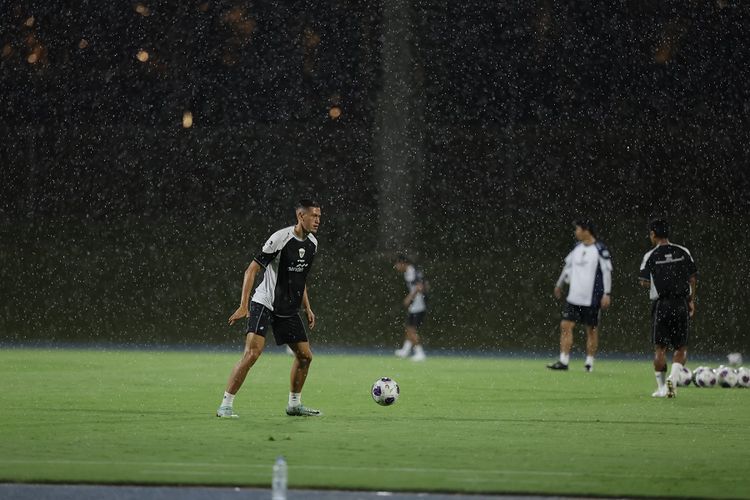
xmin=1 ymin=348 xmax=748 ymax=499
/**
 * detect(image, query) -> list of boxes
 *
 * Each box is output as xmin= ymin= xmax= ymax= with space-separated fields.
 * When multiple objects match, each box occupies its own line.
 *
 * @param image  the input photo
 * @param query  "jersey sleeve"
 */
xmin=686 ymin=251 xmax=698 ymax=277
xmin=253 ymin=234 xmax=283 ymax=269
xmin=638 ymin=253 xmax=651 ymax=281
xmin=556 ymin=252 xmax=573 ymax=287
xmin=597 ymin=244 xmax=613 ymax=294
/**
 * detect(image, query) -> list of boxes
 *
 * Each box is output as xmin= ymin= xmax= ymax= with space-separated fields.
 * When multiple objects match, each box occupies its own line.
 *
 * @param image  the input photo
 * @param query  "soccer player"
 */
xmin=216 ymin=199 xmax=322 ymax=418
xmin=638 ymin=218 xmax=698 ymax=398
xmin=547 ymin=219 xmax=613 ymax=372
xmin=393 ymin=255 xmax=427 ymax=361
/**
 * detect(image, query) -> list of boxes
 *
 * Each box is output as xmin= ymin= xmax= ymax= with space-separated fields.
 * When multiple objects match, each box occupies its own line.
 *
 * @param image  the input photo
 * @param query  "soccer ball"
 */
xmin=371 ymin=377 xmax=400 ymax=406
xmin=716 ymin=366 xmax=738 ymax=388
xmin=695 ymin=367 xmax=717 ymax=388
xmin=675 ymin=366 xmax=692 ymax=387
xmin=736 ymin=367 xmax=750 ymax=388
xmin=691 ymin=366 xmax=704 ymax=386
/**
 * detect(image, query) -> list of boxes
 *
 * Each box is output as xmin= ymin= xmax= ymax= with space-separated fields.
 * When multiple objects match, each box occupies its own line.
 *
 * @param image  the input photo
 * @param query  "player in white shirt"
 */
xmin=547 ymin=219 xmax=613 ymax=372
xmin=393 ymin=255 xmax=428 ymax=361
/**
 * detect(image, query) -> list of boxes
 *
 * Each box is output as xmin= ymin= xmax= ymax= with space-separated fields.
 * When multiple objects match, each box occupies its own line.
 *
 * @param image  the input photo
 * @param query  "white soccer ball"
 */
xmin=695 ymin=367 xmax=717 ymax=388
xmin=675 ymin=366 xmax=692 ymax=387
xmin=736 ymin=367 xmax=750 ymax=388
xmin=716 ymin=366 xmax=738 ymax=388
xmin=691 ymin=366 xmax=704 ymax=387
xmin=371 ymin=377 xmax=400 ymax=406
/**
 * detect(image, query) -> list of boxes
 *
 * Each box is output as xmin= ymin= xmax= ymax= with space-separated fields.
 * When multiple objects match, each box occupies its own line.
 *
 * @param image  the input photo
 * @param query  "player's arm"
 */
xmin=638 ymin=253 xmax=651 ymax=289
xmin=600 ymin=252 xmax=613 ymax=309
xmin=688 ymin=273 xmax=697 ymax=317
xmin=228 ymin=260 xmax=262 ymax=325
xmin=302 ymin=285 xmax=315 ymax=329
xmin=554 ymin=257 xmax=571 ymax=299
xmin=404 ymin=281 xmax=424 ymax=306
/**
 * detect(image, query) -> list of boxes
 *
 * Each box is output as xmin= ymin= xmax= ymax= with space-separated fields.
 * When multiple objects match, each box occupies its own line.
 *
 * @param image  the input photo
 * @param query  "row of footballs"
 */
xmin=674 ymin=366 xmax=750 ymax=388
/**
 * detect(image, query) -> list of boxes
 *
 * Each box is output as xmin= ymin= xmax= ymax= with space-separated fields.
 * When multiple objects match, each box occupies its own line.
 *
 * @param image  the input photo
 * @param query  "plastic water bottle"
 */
xmin=272 ymin=456 xmax=287 ymax=500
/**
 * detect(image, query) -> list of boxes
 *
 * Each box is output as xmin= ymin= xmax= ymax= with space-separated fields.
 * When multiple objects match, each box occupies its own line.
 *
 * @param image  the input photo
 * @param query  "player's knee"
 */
xmin=242 ymin=348 xmax=262 ymax=364
xmin=297 ymin=351 xmax=313 ymax=366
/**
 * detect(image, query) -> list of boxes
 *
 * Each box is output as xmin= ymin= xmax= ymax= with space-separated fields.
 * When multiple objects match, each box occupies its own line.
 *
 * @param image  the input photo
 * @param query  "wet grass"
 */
xmin=1 ymin=348 xmax=749 ymax=498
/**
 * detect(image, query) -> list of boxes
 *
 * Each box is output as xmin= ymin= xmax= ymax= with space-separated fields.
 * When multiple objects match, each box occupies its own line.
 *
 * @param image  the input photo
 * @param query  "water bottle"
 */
xmin=272 ymin=456 xmax=287 ymax=500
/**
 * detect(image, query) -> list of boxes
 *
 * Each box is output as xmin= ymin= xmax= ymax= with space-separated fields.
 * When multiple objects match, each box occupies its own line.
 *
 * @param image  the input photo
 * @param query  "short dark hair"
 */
xmin=395 ymin=254 xmax=411 ymax=264
xmin=297 ymin=199 xmax=320 ymax=211
xmin=648 ymin=218 xmax=670 ymax=238
xmin=573 ymin=218 xmax=597 ymax=237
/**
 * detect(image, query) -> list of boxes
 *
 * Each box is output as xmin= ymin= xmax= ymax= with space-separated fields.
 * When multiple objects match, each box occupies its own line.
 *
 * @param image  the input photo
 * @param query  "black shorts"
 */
xmin=406 ymin=311 xmax=426 ymax=328
xmin=246 ymin=302 xmax=308 ymax=346
xmin=562 ymin=302 xmax=601 ymax=327
xmin=651 ymin=297 xmax=689 ymax=349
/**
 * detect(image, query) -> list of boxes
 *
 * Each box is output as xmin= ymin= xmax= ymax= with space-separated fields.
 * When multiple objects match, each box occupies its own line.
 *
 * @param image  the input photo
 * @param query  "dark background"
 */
xmin=2 ymin=1 xmax=749 ymax=356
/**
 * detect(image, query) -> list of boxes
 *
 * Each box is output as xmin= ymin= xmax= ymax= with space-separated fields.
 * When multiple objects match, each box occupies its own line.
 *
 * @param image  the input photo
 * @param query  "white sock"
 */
xmin=560 ymin=353 xmax=570 ymax=365
xmin=585 ymin=355 xmax=594 ymax=367
xmin=288 ymin=392 xmax=301 ymax=407
xmin=414 ymin=345 xmax=425 ymax=355
xmin=655 ymin=372 xmax=666 ymax=390
xmin=222 ymin=391 xmax=235 ymax=407
xmin=401 ymin=340 xmax=413 ymax=351
xmin=669 ymin=362 xmax=683 ymax=383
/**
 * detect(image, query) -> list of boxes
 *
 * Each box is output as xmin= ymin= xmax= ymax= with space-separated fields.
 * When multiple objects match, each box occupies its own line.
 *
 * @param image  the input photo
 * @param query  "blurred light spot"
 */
xmin=78 ymin=39 xmax=89 ymax=50
xmin=24 ymin=16 xmax=35 ymax=27
xmin=329 ymin=106 xmax=342 ymax=120
xmin=136 ymin=50 xmax=149 ymax=62
xmin=182 ymin=111 xmax=194 ymax=128
xmin=135 ymin=3 xmax=151 ymax=16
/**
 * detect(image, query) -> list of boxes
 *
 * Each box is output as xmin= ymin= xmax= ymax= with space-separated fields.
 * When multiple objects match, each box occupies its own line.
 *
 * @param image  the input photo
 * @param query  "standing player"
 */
xmin=393 ymin=255 xmax=427 ymax=362
xmin=639 ymin=218 xmax=698 ymax=398
xmin=216 ymin=199 xmax=322 ymax=418
xmin=547 ymin=219 xmax=613 ymax=372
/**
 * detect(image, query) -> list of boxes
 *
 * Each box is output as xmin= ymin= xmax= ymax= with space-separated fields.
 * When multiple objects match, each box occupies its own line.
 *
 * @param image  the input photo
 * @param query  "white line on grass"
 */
xmin=1 ymin=457 xmax=729 ymax=483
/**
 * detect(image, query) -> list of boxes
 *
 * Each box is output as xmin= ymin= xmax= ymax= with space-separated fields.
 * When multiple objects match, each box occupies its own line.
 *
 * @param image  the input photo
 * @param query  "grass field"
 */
xmin=1 ymin=348 xmax=748 ymax=498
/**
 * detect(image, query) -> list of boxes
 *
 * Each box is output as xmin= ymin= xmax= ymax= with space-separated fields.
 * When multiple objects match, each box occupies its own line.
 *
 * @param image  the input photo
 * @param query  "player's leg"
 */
xmin=584 ymin=325 xmax=598 ymax=372
xmin=395 ymin=315 xmax=415 ymax=358
xmin=408 ymin=312 xmax=426 ymax=361
xmin=650 ymin=300 xmax=670 ymax=397
xmin=288 ymin=341 xmax=313 ymax=394
xmin=666 ymin=299 xmax=689 ymax=397
xmin=279 ymin=315 xmax=321 ymax=416
xmin=548 ymin=319 xmax=574 ymax=370
xmin=217 ymin=332 xmax=266 ymax=417
xmin=217 ymin=302 xmax=271 ymax=418
xmin=652 ymin=344 xmax=669 ymax=397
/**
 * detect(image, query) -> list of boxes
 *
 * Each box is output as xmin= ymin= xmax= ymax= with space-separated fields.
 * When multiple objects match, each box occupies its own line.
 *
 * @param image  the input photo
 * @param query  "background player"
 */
xmin=639 ymin=218 xmax=698 ymax=398
xmin=393 ymin=254 xmax=428 ymax=362
xmin=217 ymin=199 xmax=322 ymax=417
xmin=548 ymin=219 xmax=613 ymax=372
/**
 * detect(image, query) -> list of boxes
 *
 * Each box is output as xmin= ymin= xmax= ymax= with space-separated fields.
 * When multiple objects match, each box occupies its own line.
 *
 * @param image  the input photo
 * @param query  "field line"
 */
xmin=1 ymin=457 xmax=735 ymax=483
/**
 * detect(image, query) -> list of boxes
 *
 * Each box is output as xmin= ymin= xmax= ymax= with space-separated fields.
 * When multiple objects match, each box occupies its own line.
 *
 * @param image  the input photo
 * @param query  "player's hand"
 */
xmin=228 ymin=305 xmax=249 ymax=325
xmin=403 ymin=295 xmax=412 ymax=308
xmin=553 ymin=286 xmax=562 ymax=299
xmin=688 ymin=299 xmax=695 ymax=318
xmin=600 ymin=294 xmax=611 ymax=310
xmin=306 ymin=308 xmax=316 ymax=329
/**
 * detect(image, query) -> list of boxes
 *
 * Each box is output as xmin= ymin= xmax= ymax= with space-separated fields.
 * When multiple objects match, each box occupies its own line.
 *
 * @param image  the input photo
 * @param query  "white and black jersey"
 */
xmin=639 ymin=243 xmax=697 ymax=300
xmin=404 ymin=265 xmax=427 ymax=314
xmin=557 ymin=241 xmax=613 ymax=307
xmin=251 ymin=226 xmax=317 ymax=316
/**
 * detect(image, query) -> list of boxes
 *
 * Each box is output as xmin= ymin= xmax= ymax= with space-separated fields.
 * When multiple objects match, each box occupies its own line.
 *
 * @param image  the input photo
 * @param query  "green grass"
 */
xmin=1 ymin=348 xmax=749 ymax=498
